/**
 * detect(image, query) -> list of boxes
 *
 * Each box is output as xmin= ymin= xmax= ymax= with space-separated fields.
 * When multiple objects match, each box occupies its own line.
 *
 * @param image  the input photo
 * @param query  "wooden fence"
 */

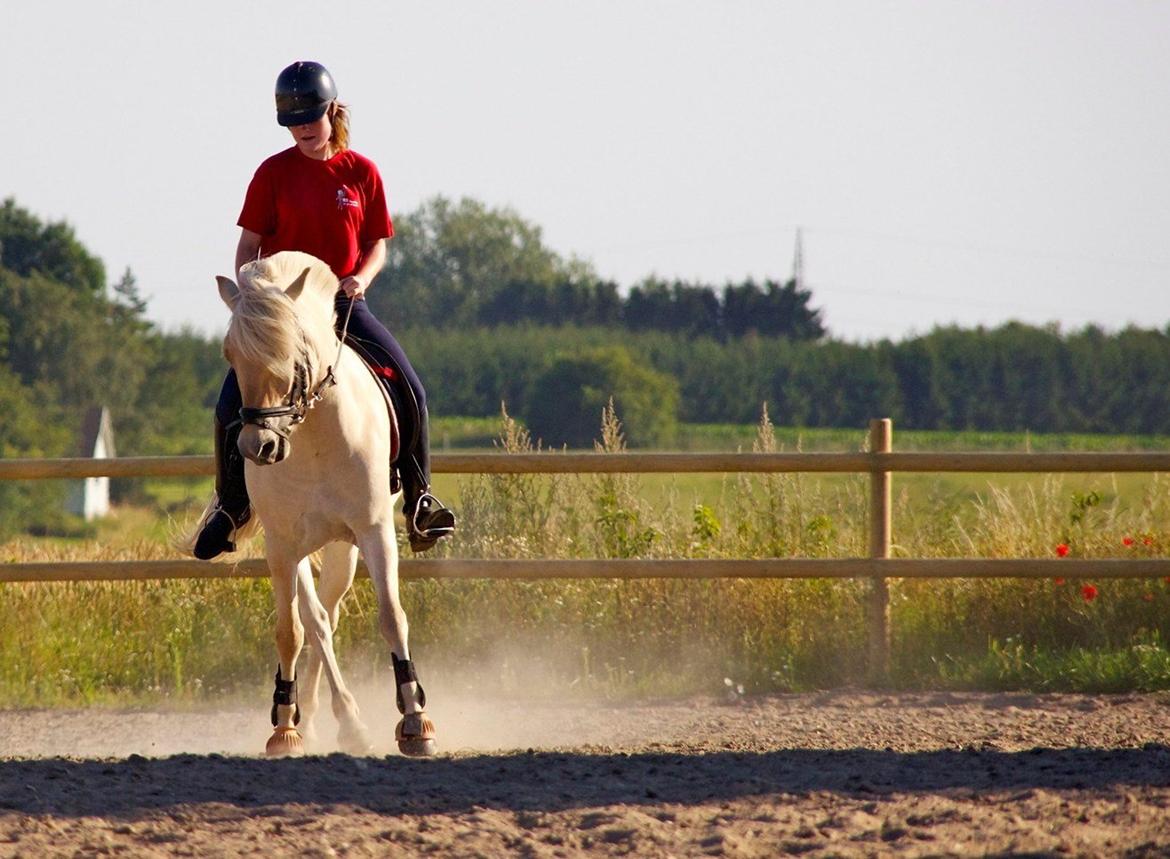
xmin=4 ymin=418 xmax=1170 ymax=678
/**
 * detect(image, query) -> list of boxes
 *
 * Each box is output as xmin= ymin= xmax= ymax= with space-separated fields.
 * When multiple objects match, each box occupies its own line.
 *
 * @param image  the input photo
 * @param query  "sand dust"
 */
xmin=3 ymin=690 xmax=1170 ymax=856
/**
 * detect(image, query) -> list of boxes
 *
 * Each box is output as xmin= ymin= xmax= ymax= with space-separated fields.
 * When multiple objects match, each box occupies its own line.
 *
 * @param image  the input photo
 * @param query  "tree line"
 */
xmin=2 ymin=195 xmax=1169 ymax=532
xmin=0 ymin=199 xmax=222 ymax=535
xmin=371 ymin=197 xmax=826 ymax=340
xmin=398 ymin=322 xmax=1170 ymax=446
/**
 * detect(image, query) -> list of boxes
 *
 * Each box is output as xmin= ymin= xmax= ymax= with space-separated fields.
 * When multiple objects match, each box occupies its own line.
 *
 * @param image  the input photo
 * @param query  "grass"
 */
xmin=1 ymin=406 xmax=1168 ymax=707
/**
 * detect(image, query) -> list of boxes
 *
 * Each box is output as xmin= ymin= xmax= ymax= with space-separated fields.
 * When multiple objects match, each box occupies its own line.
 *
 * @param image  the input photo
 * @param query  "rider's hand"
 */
xmin=339 ymin=275 xmax=367 ymax=299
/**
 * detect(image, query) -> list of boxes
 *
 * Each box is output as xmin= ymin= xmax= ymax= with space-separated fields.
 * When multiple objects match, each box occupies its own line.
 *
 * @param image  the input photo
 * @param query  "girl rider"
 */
xmin=194 ymin=60 xmax=456 ymax=559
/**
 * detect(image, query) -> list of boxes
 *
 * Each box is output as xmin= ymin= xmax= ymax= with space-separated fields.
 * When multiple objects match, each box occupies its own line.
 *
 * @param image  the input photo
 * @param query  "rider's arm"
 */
xmin=339 ymin=238 xmax=387 ymax=299
xmin=235 ymin=229 xmax=263 ymax=277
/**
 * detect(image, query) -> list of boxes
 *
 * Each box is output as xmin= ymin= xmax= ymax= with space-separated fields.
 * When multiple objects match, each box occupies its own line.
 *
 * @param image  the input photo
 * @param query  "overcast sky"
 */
xmin=3 ymin=1 xmax=1168 ymax=342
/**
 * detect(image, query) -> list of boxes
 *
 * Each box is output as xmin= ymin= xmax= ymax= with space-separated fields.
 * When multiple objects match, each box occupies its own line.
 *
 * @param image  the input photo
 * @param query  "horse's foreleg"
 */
xmin=357 ymin=523 xmax=436 ymax=757
xmin=299 ymin=541 xmax=357 ymax=746
xmin=265 ymin=550 xmax=305 ymax=757
xmin=357 ymin=526 xmax=412 ymax=700
xmin=297 ymin=543 xmax=372 ymax=754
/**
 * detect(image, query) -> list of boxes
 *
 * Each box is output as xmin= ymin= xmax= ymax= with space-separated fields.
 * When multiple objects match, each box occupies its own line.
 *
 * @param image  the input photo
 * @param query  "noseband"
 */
xmin=235 ymin=298 xmax=354 ymax=440
xmin=238 ymin=357 xmax=336 ymax=439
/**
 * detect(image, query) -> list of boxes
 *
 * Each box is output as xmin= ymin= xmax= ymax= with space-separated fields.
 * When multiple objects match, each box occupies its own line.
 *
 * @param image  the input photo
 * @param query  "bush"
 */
xmin=525 ymin=346 xmax=679 ymax=447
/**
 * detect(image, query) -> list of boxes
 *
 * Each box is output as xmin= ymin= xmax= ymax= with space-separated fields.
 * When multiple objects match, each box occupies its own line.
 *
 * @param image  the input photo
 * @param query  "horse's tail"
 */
xmin=177 ymin=492 xmax=263 ymax=558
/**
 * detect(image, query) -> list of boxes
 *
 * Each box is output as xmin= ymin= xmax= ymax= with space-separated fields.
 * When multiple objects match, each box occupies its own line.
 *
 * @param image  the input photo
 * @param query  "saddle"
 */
xmin=343 ymin=333 xmax=417 ymax=483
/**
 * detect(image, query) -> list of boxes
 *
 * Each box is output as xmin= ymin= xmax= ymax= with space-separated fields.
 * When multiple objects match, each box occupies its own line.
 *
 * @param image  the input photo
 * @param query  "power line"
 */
xmin=805 ymin=279 xmax=1124 ymax=319
xmin=803 ymin=226 xmax=1170 ymax=273
xmin=588 ymin=222 xmax=1170 ymax=273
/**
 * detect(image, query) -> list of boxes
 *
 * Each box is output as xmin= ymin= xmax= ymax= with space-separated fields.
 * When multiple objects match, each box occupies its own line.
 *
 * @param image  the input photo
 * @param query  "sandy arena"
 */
xmin=3 ymin=690 xmax=1170 ymax=857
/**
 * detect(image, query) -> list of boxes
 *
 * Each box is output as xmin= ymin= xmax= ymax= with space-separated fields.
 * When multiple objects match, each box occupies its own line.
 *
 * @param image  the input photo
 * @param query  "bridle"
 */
xmin=236 ymin=297 xmax=355 ymax=440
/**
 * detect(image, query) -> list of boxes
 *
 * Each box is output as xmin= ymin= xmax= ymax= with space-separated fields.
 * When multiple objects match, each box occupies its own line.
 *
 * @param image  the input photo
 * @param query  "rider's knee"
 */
xmin=215 ymin=371 xmax=242 ymax=426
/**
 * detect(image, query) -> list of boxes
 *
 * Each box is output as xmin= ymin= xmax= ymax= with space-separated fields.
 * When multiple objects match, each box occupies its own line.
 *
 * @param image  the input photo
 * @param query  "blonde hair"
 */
xmin=225 ymin=281 xmax=300 ymax=385
xmin=228 ymin=252 xmax=340 ymax=384
xmin=328 ymin=101 xmax=351 ymax=152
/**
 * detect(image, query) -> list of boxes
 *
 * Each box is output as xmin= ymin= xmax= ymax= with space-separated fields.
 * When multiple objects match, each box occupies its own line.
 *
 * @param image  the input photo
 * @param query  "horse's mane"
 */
xmin=226 ymin=252 xmax=339 ymax=384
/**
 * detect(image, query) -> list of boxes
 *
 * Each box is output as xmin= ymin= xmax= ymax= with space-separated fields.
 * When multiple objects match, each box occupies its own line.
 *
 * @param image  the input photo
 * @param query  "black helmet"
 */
xmin=275 ymin=61 xmax=337 ymax=127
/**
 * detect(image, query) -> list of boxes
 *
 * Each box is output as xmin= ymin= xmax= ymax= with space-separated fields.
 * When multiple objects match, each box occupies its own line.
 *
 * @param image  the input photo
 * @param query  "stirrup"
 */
xmin=408 ymin=493 xmax=455 ymax=553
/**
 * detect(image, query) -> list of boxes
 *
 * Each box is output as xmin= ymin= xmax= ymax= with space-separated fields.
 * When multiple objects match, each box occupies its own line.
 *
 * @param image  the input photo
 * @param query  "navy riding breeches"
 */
xmin=334 ymin=294 xmax=427 ymax=436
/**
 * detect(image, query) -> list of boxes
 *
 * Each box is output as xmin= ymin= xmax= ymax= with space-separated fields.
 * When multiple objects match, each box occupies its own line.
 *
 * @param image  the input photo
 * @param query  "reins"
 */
xmin=237 ymin=294 xmax=356 ymax=436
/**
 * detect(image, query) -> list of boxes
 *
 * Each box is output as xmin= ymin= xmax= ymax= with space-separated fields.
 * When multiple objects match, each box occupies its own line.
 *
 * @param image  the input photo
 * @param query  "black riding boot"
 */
xmin=193 ymin=418 xmax=252 ymax=560
xmin=400 ymin=408 xmax=455 ymax=553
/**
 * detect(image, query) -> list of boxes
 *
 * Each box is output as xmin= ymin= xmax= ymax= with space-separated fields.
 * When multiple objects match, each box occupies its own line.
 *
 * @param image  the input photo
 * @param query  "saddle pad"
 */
xmin=350 ymin=347 xmax=402 ymax=467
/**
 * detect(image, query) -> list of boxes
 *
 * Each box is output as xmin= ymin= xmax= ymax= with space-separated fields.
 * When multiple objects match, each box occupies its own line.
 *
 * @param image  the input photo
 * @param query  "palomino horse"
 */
xmin=200 ymin=250 xmax=435 ymax=758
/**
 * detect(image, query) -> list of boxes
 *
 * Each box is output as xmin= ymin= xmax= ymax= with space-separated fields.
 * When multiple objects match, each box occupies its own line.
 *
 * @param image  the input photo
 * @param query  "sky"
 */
xmin=3 ymin=1 xmax=1168 ymax=343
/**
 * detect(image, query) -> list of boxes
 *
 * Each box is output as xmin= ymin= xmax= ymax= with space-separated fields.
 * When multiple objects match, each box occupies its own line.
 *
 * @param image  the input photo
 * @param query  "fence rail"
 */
xmin=4 ymin=558 xmax=1170 ymax=585
xmin=4 ymin=451 xmax=1170 ymax=480
xmin=5 ymin=418 xmax=1169 ymax=679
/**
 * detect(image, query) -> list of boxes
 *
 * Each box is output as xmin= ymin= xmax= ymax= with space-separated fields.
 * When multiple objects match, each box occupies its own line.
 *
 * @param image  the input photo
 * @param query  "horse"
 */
xmin=194 ymin=250 xmax=436 ymax=758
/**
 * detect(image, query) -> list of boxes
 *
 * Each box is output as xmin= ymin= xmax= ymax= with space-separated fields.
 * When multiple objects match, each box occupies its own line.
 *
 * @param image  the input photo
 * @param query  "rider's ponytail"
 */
xmin=329 ymin=101 xmax=351 ymax=153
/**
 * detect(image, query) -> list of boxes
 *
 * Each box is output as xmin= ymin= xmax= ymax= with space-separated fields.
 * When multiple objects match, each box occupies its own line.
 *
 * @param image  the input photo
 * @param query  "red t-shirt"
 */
xmin=237 ymin=147 xmax=394 ymax=279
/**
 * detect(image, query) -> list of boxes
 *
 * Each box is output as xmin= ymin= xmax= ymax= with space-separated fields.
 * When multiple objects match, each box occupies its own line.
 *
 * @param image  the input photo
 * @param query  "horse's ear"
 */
xmin=216 ymin=276 xmax=240 ymax=309
xmin=285 ymin=267 xmax=311 ymax=301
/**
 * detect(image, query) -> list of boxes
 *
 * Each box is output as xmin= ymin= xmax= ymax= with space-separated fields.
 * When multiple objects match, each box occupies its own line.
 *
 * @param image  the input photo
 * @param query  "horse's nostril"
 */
xmin=259 ymin=439 xmax=277 ymax=461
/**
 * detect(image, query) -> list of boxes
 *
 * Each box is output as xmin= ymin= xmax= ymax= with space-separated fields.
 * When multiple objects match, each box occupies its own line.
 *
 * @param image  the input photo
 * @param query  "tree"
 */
xmin=0 ymin=364 xmax=72 ymax=537
xmin=722 ymin=278 xmax=825 ymax=340
xmin=525 ymin=346 xmax=679 ymax=448
xmin=625 ymin=279 xmax=721 ymax=336
xmin=374 ymin=196 xmax=597 ymax=329
xmin=0 ymin=199 xmax=227 ymax=466
xmin=0 ymin=197 xmax=105 ymax=296
xmin=376 ymin=196 xmax=830 ymax=341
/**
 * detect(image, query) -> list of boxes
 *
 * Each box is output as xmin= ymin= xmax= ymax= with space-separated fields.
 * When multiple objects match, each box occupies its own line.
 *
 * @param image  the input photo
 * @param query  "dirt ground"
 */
xmin=3 ymin=690 xmax=1170 ymax=857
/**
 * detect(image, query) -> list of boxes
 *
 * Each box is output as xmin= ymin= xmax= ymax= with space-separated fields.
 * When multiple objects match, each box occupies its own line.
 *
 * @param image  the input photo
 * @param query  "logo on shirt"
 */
xmin=336 ymin=186 xmax=360 ymax=211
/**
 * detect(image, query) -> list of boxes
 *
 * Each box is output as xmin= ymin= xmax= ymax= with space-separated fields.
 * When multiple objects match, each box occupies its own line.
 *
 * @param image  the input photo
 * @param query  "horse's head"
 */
xmin=217 ymin=252 xmax=339 ymax=466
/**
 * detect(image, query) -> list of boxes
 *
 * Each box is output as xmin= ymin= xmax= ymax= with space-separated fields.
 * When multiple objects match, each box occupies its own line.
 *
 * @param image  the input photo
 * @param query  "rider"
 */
xmin=194 ymin=60 xmax=456 ymax=559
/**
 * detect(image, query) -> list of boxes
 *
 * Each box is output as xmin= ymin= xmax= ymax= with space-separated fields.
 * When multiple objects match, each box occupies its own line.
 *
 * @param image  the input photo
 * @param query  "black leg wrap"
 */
xmin=392 ymin=653 xmax=426 ymax=714
xmin=270 ymin=666 xmax=300 ymax=727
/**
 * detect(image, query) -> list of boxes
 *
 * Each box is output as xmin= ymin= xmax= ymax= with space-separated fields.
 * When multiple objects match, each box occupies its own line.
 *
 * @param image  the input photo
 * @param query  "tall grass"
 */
xmin=1 ymin=406 xmax=1168 ymax=706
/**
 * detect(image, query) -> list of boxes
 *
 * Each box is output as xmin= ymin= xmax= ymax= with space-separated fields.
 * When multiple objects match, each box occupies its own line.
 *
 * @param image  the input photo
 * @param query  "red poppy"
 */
xmin=1143 ymin=593 xmax=1155 ymax=602
xmin=1081 ymin=584 xmax=1098 ymax=602
xmin=1053 ymin=577 xmax=1066 ymax=586
xmin=1055 ymin=543 xmax=1070 ymax=558
xmin=1144 ymin=537 xmax=1155 ymax=546
xmin=1122 ymin=536 xmax=1135 ymax=547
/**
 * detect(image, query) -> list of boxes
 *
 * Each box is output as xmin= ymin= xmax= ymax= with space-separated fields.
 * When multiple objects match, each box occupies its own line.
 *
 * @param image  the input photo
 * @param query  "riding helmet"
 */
xmin=274 ymin=61 xmax=337 ymax=127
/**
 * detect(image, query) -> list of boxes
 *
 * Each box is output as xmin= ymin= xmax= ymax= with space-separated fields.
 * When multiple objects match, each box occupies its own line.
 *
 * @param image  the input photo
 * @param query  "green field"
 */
xmin=1 ymin=414 xmax=1168 ymax=707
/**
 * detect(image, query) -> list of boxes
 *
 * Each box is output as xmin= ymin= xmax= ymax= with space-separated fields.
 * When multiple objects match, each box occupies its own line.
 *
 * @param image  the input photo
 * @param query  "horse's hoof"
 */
xmin=395 ymin=712 xmax=437 ymax=758
xmin=338 ymin=723 xmax=375 ymax=756
xmin=265 ymin=726 xmax=305 ymax=758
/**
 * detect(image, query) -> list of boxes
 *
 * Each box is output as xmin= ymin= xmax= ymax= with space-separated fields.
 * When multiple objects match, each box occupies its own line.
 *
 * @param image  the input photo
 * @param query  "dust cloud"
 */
xmin=0 ymin=640 xmax=711 ymax=759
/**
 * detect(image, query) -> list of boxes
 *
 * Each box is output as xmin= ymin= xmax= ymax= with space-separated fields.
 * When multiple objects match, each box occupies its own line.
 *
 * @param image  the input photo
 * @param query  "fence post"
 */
xmin=867 ymin=418 xmax=892 ymax=684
